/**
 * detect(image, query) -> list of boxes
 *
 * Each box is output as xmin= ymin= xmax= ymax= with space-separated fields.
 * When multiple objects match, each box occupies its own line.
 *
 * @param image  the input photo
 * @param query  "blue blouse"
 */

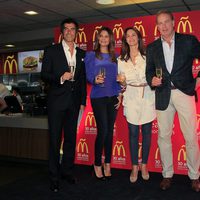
xmin=85 ymin=51 xmax=120 ymax=98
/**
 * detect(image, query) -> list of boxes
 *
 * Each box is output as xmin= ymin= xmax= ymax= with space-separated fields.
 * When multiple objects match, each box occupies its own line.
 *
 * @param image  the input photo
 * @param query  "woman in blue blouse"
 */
xmin=85 ymin=27 xmax=121 ymax=180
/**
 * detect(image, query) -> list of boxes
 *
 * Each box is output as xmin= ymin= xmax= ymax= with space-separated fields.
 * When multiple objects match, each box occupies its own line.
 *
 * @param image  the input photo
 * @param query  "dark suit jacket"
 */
xmin=41 ymin=43 xmax=86 ymax=110
xmin=146 ymin=32 xmax=200 ymax=110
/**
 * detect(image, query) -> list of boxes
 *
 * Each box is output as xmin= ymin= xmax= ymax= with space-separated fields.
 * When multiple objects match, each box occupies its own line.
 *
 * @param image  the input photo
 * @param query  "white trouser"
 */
xmin=156 ymin=89 xmax=200 ymax=179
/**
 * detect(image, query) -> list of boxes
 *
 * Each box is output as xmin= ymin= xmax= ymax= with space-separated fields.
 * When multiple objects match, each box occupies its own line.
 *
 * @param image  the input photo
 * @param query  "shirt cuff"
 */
xmin=60 ymin=76 xmax=64 ymax=84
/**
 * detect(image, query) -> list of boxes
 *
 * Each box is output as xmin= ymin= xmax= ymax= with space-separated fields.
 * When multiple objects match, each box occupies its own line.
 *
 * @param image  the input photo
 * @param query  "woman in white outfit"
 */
xmin=118 ymin=27 xmax=156 ymax=183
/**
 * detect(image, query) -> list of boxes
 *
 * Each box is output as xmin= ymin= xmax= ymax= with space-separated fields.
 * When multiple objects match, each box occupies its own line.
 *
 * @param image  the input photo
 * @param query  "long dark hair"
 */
xmin=94 ymin=27 xmax=117 ymax=63
xmin=120 ymin=27 xmax=145 ymax=62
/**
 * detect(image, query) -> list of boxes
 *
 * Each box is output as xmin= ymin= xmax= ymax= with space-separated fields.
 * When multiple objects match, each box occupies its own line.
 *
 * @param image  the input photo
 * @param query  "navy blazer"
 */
xmin=146 ymin=32 xmax=200 ymax=110
xmin=41 ymin=43 xmax=86 ymax=109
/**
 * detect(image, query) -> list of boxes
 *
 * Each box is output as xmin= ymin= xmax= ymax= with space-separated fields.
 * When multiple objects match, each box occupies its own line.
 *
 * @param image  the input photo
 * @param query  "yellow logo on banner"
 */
xmin=177 ymin=16 xmax=192 ymax=33
xmin=75 ymin=28 xmax=87 ymax=43
xmin=77 ymin=138 xmax=89 ymax=153
xmin=92 ymin=26 xmax=102 ymax=42
xmin=58 ymin=33 xmax=62 ymax=43
xmin=197 ymin=114 xmax=200 ymax=129
xmin=155 ymin=147 xmax=160 ymax=160
xmin=113 ymin=24 xmax=123 ymax=39
xmin=138 ymin=142 xmax=142 ymax=158
xmin=154 ymin=25 xmax=159 ymax=37
xmin=178 ymin=145 xmax=186 ymax=161
xmin=112 ymin=141 xmax=126 ymax=157
xmin=85 ymin=112 xmax=96 ymax=127
xmin=134 ymin=21 xmax=146 ymax=37
xmin=3 ymin=55 xmax=18 ymax=74
xmin=195 ymin=59 xmax=199 ymax=65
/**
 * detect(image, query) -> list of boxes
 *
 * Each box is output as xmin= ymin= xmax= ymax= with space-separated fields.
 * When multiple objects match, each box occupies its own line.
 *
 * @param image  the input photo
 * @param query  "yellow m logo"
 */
xmin=155 ymin=147 xmax=160 ymax=160
xmin=77 ymin=138 xmax=89 ymax=153
xmin=177 ymin=16 xmax=192 ymax=33
xmin=4 ymin=55 xmax=18 ymax=74
xmin=112 ymin=141 xmax=126 ymax=157
xmin=92 ymin=26 xmax=102 ymax=42
xmin=177 ymin=145 xmax=186 ymax=161
xmin=85 ymin=112 xmax=96 ymax=127
xmin=113 ymin=24 xmax=123 ymax=39
xmin=138 ymin=142 xmax=142 ymax=158
xmin=134 ymin=21 xmax=146 ymax=37
xmin=75 ymin=28 xmax=87 ymax=43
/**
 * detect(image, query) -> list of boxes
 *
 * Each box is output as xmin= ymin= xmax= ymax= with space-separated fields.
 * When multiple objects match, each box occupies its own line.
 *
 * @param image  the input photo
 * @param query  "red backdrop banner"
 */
xmin=55 ymin=11 xmax=200 ymax=175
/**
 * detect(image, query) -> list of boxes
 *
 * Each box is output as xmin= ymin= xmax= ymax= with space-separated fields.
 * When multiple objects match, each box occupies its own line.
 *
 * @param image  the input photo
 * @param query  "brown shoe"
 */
xmin=160 ymin=178 xmax=172 ymax=190
xmin=191 ymin=179 xmax=200 ymax=192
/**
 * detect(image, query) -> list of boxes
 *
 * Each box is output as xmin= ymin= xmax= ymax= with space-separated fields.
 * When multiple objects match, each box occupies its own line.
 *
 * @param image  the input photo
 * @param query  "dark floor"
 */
xmin=0 ymin=160 xmax=199 ymax=200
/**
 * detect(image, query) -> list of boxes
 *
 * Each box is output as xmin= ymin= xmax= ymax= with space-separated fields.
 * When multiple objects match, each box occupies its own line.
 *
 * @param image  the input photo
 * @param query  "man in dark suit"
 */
xmin=41 ymin=18 xmax=86 ymax=192
xmin=146 ymin=10 xmax=200 ymax=192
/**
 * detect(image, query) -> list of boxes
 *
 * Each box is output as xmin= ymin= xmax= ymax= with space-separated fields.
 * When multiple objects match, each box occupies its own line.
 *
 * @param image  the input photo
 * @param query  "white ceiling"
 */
xmin=0 ymin=0 xmax=200 ymax=52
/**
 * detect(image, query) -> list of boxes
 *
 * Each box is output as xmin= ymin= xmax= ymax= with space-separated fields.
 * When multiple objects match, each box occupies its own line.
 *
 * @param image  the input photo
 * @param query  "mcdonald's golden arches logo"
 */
xmin=155 ymin=147 xmax=160 ymax=160
xmin=92 ymin=26 xmax=102 ymax=42
xmin=113 ymin=24 xmax=123 ymax=39
xmin=138 ymin=142 xmax=142 ymax=158
xmin=77 ymin=138 xmax=89 ymax=153
xmin=154 ymin=25 xmax=159 ymax=37
xmin=178 ymin=145 xmax=186 ymax=161
xmin=75 ymin=28 xmax=87 ymax=43
xmin=112 ymin=141 xmax=126 ymax=157
xmin=134 ymin=21 xmax=146 ymax=37
xmin=177 ymin=16 xmax=192 ymax=33
xmin=3 ymin=55 xmax=18 ymax=74
xmin=197 ymin=114 xmax=200 ymax=129
xmin=85 ymin=112 xmax=96 ymax=127
xmin=195 ymin=59 xmax=200 ymax=65
xmin=58 ymin=34 xmax=63 ymax=43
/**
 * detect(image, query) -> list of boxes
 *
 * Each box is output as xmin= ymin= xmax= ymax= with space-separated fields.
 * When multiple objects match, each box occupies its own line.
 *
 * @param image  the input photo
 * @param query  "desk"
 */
xmin=0 ymin=114 xmax=49 ymax=160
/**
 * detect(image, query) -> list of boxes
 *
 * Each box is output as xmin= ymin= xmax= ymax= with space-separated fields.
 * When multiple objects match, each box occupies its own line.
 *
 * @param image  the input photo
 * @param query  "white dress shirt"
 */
xmin=61 ymin=40 xmax=77 ymax=84
xmin=161 ymin=34 xmax=175 ymax=74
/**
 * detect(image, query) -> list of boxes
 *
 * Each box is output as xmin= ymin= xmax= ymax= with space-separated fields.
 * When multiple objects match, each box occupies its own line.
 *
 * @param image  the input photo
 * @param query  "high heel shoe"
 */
xmin=103 ymin=163 xmax=112 ymax=180
xmin=130 ymin=165 xmax=139 ymax=183
xmin=141 ymin=164 xmax=150 ymax=181
xmin=92 ymin=165 xmax=105 ymax=181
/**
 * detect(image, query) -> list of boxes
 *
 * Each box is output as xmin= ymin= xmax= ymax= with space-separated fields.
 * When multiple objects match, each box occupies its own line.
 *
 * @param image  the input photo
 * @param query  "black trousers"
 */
xmin=91 ymin=96 xmax=118 ymax=166
xmin=48 ymin=100 xmax=80 ymax=182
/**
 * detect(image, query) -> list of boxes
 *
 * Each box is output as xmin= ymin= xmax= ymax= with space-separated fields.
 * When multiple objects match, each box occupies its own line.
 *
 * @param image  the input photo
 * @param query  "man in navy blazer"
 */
xmin=41 ymin=18 xmax=86 ymax=192
xmin=146 ymin=10 xmax=200 ymax=192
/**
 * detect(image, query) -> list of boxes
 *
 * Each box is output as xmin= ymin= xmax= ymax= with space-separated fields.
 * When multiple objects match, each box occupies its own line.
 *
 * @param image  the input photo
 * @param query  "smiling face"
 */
xmin=125 ymin=29 xmax=139 ymax=47
xmin=98 ymin=30 xmax=110 ymax=48
xmin=157 ymin=13 xmax=175 ymax=40
xmin=62 ymin=23 xmax=77 ymax=44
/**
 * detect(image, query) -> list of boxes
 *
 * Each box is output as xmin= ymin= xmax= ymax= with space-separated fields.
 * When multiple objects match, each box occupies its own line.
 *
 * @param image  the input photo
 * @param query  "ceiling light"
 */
xmin=5 ymin=44 xmax=15 ymax=48
xmin=131 ymin=0 xmax=161 ymax=3
xmin=24 ymin=11 xmax=38 ymax=15
xmin=96 ymin=0 xmax=115 ymax=5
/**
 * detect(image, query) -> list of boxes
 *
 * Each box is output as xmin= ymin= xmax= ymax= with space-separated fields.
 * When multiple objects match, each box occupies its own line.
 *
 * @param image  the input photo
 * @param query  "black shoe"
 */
xmin=92 ymin=165 xmax=106 ymax=181
xmin=61 ymin=174 xmax=78 ymax=184
xmin=50 ymin=181 xmax=59 ymax=192
xmin=105 ymin=175 xmax=112 ymax=180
